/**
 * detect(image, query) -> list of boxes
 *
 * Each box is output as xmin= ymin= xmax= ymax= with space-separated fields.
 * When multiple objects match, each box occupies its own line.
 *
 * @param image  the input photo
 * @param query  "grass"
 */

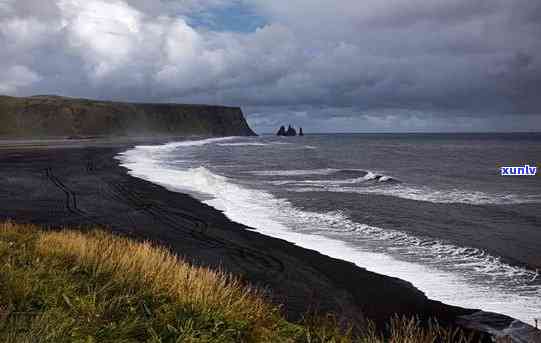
xmin=0 ymin=221 xmax=482 ymax=342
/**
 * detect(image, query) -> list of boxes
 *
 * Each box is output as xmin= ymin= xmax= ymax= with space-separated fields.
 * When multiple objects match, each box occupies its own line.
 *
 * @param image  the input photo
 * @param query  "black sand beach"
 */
xmin=0 ymin=139 xmax=538 ymax=341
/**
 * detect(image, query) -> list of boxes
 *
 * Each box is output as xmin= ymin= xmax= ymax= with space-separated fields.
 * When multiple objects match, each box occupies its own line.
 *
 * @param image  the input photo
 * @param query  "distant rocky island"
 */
xmin=276 ymin=125 xmax=304 ymax=136
xmin=0 ymin=95 xmax=256 ymax=138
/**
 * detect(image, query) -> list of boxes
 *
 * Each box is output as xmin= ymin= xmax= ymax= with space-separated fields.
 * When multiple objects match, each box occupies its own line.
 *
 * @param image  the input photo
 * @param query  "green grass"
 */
xmin=0 ymin=222 xmax=480 ymax=342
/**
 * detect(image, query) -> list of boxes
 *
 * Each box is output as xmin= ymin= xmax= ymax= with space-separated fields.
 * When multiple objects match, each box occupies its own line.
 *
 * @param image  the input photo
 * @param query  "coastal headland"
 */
xmin=0 ymin=95 xmax=255 ymax=138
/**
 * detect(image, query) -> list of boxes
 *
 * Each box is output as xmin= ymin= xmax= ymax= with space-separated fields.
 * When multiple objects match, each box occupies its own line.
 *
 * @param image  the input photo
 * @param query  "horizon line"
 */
xmin=258 ymin=131 xmax=541 ymax=135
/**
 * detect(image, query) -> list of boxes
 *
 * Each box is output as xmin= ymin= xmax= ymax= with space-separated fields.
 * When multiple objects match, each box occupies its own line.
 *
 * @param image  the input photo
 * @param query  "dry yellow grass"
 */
xmin=0 ymin=221 xmax=295 ymax=342
xmin=35 ymin=228 xmax=273 ymax=326
xmin=0 ymin=221 xmax=485 ymax=342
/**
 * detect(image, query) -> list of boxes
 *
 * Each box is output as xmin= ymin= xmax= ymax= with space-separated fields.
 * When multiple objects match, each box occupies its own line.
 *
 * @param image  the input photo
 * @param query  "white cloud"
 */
xmin=0 ymin=65 xmax=41 ymax=94
xmin=0 ymin=0 xmax=539 ymax=131
xmin=58 ymin=0 xmax=143 ymax=78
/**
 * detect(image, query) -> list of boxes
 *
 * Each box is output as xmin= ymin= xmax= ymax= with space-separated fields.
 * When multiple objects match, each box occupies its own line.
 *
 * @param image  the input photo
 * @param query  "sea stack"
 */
xmin=299 ymin=127 xmax=304 ymax=136
xmin=277 ymin=124 xmax=298 ymax=136
xmin=286 ymin=125 xmax=297 ymax=136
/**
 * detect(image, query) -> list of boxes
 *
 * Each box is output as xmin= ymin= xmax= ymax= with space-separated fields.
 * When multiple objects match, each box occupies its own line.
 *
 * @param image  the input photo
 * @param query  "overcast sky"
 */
xmin=1 ymin=0 xmax=540 ymax=133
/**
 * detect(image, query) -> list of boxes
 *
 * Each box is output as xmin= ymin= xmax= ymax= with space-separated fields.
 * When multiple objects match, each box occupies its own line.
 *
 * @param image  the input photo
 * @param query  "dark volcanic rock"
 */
xmin=286 ymin=125 xmax=297 ymax=136
xmin=277 ymin=124 xmax=298 ymax=136
xmin=299 ymin=127 xmax=304 ymax=136
xmin=0 ymin=95 xmax=256 ymax=138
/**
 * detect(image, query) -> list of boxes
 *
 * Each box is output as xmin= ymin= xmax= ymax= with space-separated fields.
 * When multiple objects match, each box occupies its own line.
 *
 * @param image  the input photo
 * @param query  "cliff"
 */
xmin=0 ymin=95 xmax=256 ymax=138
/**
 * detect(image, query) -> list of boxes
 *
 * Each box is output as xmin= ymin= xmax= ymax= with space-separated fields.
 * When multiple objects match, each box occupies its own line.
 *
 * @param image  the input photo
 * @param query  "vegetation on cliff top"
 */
xmin=0 ymin=222 xmax=479 ymax=342
xmin=0 ymin=95 xmax=256 ymax=138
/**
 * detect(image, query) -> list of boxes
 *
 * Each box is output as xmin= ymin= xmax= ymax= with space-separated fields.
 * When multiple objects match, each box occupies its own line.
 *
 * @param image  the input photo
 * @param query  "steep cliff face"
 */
xmin=0 ymin=95 xmax=256 ymax=138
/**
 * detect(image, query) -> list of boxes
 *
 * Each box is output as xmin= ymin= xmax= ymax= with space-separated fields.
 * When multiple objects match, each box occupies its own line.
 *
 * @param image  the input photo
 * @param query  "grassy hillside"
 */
xmin=0 ymin=222 xmax=478 ymax=342
xmin=0 ymin=95 xmax=256 ymax=138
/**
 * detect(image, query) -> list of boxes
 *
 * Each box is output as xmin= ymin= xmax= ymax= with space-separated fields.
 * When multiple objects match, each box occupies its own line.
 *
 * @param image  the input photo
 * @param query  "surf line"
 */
xmin=500 ymin=164 xmax=537 ymax=176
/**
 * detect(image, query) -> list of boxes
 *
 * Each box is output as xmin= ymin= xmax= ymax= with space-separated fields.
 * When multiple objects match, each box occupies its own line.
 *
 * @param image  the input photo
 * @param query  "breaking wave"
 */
xmin=217 ymin=142 xmax=270 ymax=147
xmin=135 ymin=136 xmax=238 ymax=151
xmin=118 ymin=139 xmax=541 ymax=324
xmin=249 ymin=169 xmax=396 ymax=182
xmin=250 ymin=169 xmax=539 ymax=205
xmin=290 ymin=185 xmax=541 ymax=205
xmin=248 ymin=169 xmax=340 ymax=176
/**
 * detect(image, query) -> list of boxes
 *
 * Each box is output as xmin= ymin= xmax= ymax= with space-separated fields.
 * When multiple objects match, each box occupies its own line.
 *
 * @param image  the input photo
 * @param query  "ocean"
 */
xmin=118 ymin=133 xmax=541 ymax=325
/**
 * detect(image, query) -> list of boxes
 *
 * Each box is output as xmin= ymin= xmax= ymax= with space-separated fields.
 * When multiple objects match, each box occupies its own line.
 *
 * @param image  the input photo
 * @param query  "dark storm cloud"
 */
xmin=1 ymin=0 xmax=540 ymax=132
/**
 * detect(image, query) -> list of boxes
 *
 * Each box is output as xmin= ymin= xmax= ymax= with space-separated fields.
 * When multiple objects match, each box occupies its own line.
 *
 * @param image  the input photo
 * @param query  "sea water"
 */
xmin=118 ymin=133 xmax=541 ymax=324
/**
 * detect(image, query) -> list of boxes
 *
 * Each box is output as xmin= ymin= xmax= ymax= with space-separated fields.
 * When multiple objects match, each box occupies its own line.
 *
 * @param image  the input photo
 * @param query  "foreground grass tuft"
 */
xmin=0 ymin=222 xmax=479 ymax=342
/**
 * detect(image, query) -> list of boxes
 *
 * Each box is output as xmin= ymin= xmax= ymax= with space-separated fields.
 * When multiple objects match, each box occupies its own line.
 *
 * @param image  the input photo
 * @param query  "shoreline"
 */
xmin=0 ymin=138 xmax=538 ymax=341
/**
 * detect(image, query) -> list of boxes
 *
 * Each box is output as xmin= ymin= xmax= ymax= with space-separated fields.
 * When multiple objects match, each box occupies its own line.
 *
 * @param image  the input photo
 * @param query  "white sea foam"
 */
xmin=363 ymin=171 xmax=378 ymax=180
xmin=263 ymin=170 xmax=397 ymax=188
xmin=290 ymin=185 xmax=541 ymax=205
xmin=118 ymin=140 xmax=541 ymax=325
xmin=257 ymin=171 xmax=539 ymax=204
xmin=267 ymin=176 xmax=393 ymax=186
xmin=252 ymin=169 xmax=396 ymax=185
xmin=248 ymin=169 xmax=339 ymax=176
xmin=136 ymin=136 xmax=239 ymax=151
xmin=360 ymin=185 xmax=541 ymax=204
xmin=217 ymin=142 xmax=270 ymax=147
xmin=218 ymin=141 xmax=314 ymax=149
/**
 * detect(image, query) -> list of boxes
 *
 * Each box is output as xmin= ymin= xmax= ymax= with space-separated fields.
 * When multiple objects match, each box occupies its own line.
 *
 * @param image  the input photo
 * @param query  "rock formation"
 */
xmin=299 ymin=127 xmax=304 ymax=136
xmin=0 ymin=95 xmax=256 ymax=138
xmin=286 ymin=125 xmax=297 ymax=136
xmin=277 ymin=124 xmax=300 ymax=136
